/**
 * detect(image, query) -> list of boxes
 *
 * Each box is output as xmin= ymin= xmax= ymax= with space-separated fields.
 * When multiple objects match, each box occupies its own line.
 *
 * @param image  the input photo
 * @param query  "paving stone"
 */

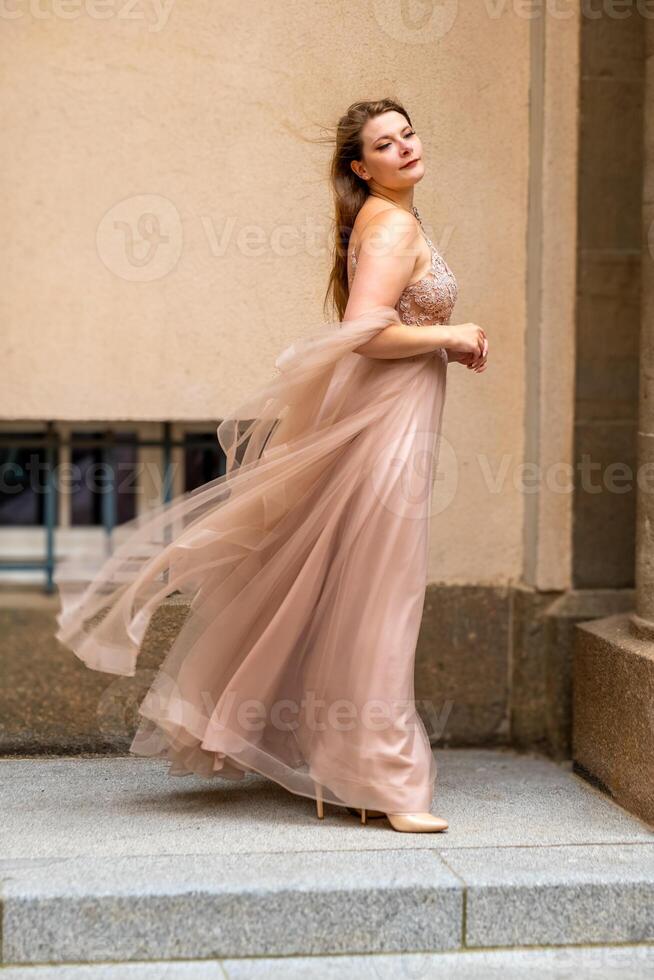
xmin=0 ymin=849 xmax=462 ymax=963
xmin=441 ymin=843 xmax=654 ymax=947
xmin=1 ymin=945 xmax=654 ymax=978
xmin=1 ymin=750 xmax=650 ymax=862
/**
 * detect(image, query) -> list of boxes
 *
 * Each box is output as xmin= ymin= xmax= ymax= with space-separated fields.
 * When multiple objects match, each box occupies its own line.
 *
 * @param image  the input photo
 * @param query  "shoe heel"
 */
xmin=314 ymin=780 xmax=324 ymax=820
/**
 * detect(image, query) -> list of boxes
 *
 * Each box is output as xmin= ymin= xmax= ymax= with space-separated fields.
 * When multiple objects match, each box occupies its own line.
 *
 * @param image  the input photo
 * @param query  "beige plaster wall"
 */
xmin=0 ymin=2 xmax=579 ymax=587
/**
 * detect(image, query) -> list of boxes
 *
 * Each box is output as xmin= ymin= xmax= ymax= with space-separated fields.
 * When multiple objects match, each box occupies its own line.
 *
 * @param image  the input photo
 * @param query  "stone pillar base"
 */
xmin=573 ymin=612 xmax=654 ymax=826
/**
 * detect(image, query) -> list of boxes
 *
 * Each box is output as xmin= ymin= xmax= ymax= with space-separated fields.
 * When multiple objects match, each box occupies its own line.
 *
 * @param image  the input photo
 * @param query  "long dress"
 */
xmin=54 ymin=204 xmax=458 ymax=815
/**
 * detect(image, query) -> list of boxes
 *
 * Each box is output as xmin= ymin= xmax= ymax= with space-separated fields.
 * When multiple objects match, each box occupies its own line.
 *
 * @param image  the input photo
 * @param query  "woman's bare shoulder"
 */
xmin=351 ymin=203 xmax=419 ymax=256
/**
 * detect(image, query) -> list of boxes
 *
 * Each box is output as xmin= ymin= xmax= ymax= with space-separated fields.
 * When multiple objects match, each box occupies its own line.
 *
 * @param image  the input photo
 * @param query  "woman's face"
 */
xmin=353 ymin=111 xmax=425 ymax=190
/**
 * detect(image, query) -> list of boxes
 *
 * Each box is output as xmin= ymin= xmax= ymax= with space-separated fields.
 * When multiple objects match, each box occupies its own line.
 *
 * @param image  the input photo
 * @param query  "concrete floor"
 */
xmin=1 ymin=747 xmax=653 ymax=973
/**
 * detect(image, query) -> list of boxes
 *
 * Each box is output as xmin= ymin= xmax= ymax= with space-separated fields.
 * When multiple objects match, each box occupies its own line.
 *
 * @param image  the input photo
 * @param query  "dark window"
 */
xmin=70 ymin=430 xmax=138 ymax=526
xmin=184 ymin=431 xmax=225 ymax=492
xmin=0 ymin=432 xmax=56 ymax=526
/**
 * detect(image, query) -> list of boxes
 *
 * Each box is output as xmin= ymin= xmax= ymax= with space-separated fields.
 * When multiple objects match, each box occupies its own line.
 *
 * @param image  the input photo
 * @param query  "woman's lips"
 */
xmin=400 ymin=158 xmax=420 ymax=169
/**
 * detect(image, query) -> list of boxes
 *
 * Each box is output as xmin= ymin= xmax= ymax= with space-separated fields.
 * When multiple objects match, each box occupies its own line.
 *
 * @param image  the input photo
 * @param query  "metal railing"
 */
xmin=0 ymin=422 xmax=225 ymax=593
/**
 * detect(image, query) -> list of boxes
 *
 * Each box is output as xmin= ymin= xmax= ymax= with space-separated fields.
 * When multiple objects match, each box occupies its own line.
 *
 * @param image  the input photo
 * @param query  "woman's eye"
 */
xmin=378 ymin=131 xmax=416 ymax=151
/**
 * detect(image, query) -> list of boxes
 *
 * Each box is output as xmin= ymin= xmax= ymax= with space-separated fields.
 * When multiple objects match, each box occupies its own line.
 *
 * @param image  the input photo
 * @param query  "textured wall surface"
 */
xmin=1 ymin=2 xmax=580 ymax=585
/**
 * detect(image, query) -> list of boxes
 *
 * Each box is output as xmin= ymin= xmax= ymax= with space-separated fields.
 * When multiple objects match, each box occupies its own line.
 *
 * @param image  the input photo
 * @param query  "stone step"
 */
xmin=2 ymin=844 xmax=654 ymax=964
xmin=1 ymin=946 xmax=654 ymax=978
xmin=1 ymin=751 xmax=653 ymax=966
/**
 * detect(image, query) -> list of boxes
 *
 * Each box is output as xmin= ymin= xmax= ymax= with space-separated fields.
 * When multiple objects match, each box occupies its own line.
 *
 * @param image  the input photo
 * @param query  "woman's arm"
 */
xmin=354 ymin=322 xmax=452 ymax=359
xmin=344 ymin=209 xmax=452 ymax=359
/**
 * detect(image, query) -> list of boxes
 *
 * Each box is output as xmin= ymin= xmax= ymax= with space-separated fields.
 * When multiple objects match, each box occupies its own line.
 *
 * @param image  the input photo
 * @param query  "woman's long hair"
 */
xmin=320 ymin=98 xmax=413 ymax=321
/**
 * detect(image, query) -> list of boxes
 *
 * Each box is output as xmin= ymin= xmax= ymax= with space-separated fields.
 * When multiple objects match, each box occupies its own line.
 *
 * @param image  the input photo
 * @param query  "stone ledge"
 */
xmin=2 ymin=946 xmax=654 ymax=978
xmin=2 ymin=849 xmax=463 ymax=963
xmin=2 ymin=844 xmax=653 ymax=963
xmin=0 ymin=585 xmax=643 ymax=764
xmin=573 ymin=612 xmax=654 ymax=825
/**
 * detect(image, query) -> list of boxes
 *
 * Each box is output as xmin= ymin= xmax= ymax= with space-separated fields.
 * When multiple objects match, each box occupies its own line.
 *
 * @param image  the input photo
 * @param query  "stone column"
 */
xmin=632 ymin=23 xmax=654 ymax=641
xmin=572 ymin=16 xmax=654 ymax=827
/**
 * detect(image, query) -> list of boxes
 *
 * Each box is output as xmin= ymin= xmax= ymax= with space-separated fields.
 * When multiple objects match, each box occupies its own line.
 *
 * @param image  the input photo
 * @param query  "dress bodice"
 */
xmin=347 ymin=205 xmax=458 ymax=327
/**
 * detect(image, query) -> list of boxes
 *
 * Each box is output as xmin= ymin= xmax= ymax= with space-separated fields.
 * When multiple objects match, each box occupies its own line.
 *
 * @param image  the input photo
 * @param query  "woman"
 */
xmin=54 ymin=98 xmax=488 ymax=834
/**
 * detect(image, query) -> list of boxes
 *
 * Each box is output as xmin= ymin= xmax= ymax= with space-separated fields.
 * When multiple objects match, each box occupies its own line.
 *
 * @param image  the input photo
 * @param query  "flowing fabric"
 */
xmin=54 ymin=301 xmax=449 ymax=814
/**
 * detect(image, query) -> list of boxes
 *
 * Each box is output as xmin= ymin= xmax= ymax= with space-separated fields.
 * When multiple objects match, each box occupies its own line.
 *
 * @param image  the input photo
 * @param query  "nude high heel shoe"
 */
xmin=355 ymin=808 xmax=448 ymax=832
xmin=313 ymin=781 xmax=447 ymax=832
xmin=313 ymin=781 xmax=384 ymax=820
xmin=381 ymin=811 xmax=448 ymax=833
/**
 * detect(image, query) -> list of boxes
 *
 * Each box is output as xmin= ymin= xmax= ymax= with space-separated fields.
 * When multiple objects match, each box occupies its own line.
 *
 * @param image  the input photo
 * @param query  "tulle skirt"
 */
xmin=54 ymin=306 xmax=448 ymax=814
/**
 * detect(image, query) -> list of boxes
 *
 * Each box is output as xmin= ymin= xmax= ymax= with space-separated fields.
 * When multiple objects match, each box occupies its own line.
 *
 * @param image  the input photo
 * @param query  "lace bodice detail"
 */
xmin=348 ymin=206 xmax=458 ymax=327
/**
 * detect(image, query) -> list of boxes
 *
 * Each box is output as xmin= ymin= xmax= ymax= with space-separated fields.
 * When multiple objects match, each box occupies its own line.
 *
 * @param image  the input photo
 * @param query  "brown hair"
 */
xmin=318 ymin=98 xmax=413 ymax=321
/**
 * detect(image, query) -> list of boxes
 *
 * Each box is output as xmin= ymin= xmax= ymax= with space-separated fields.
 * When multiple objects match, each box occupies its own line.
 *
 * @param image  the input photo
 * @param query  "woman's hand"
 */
xmin=446 ymin=322 xmax=487 ymax=356
xmin=445 ymin=333 xmax=488 ymax=372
